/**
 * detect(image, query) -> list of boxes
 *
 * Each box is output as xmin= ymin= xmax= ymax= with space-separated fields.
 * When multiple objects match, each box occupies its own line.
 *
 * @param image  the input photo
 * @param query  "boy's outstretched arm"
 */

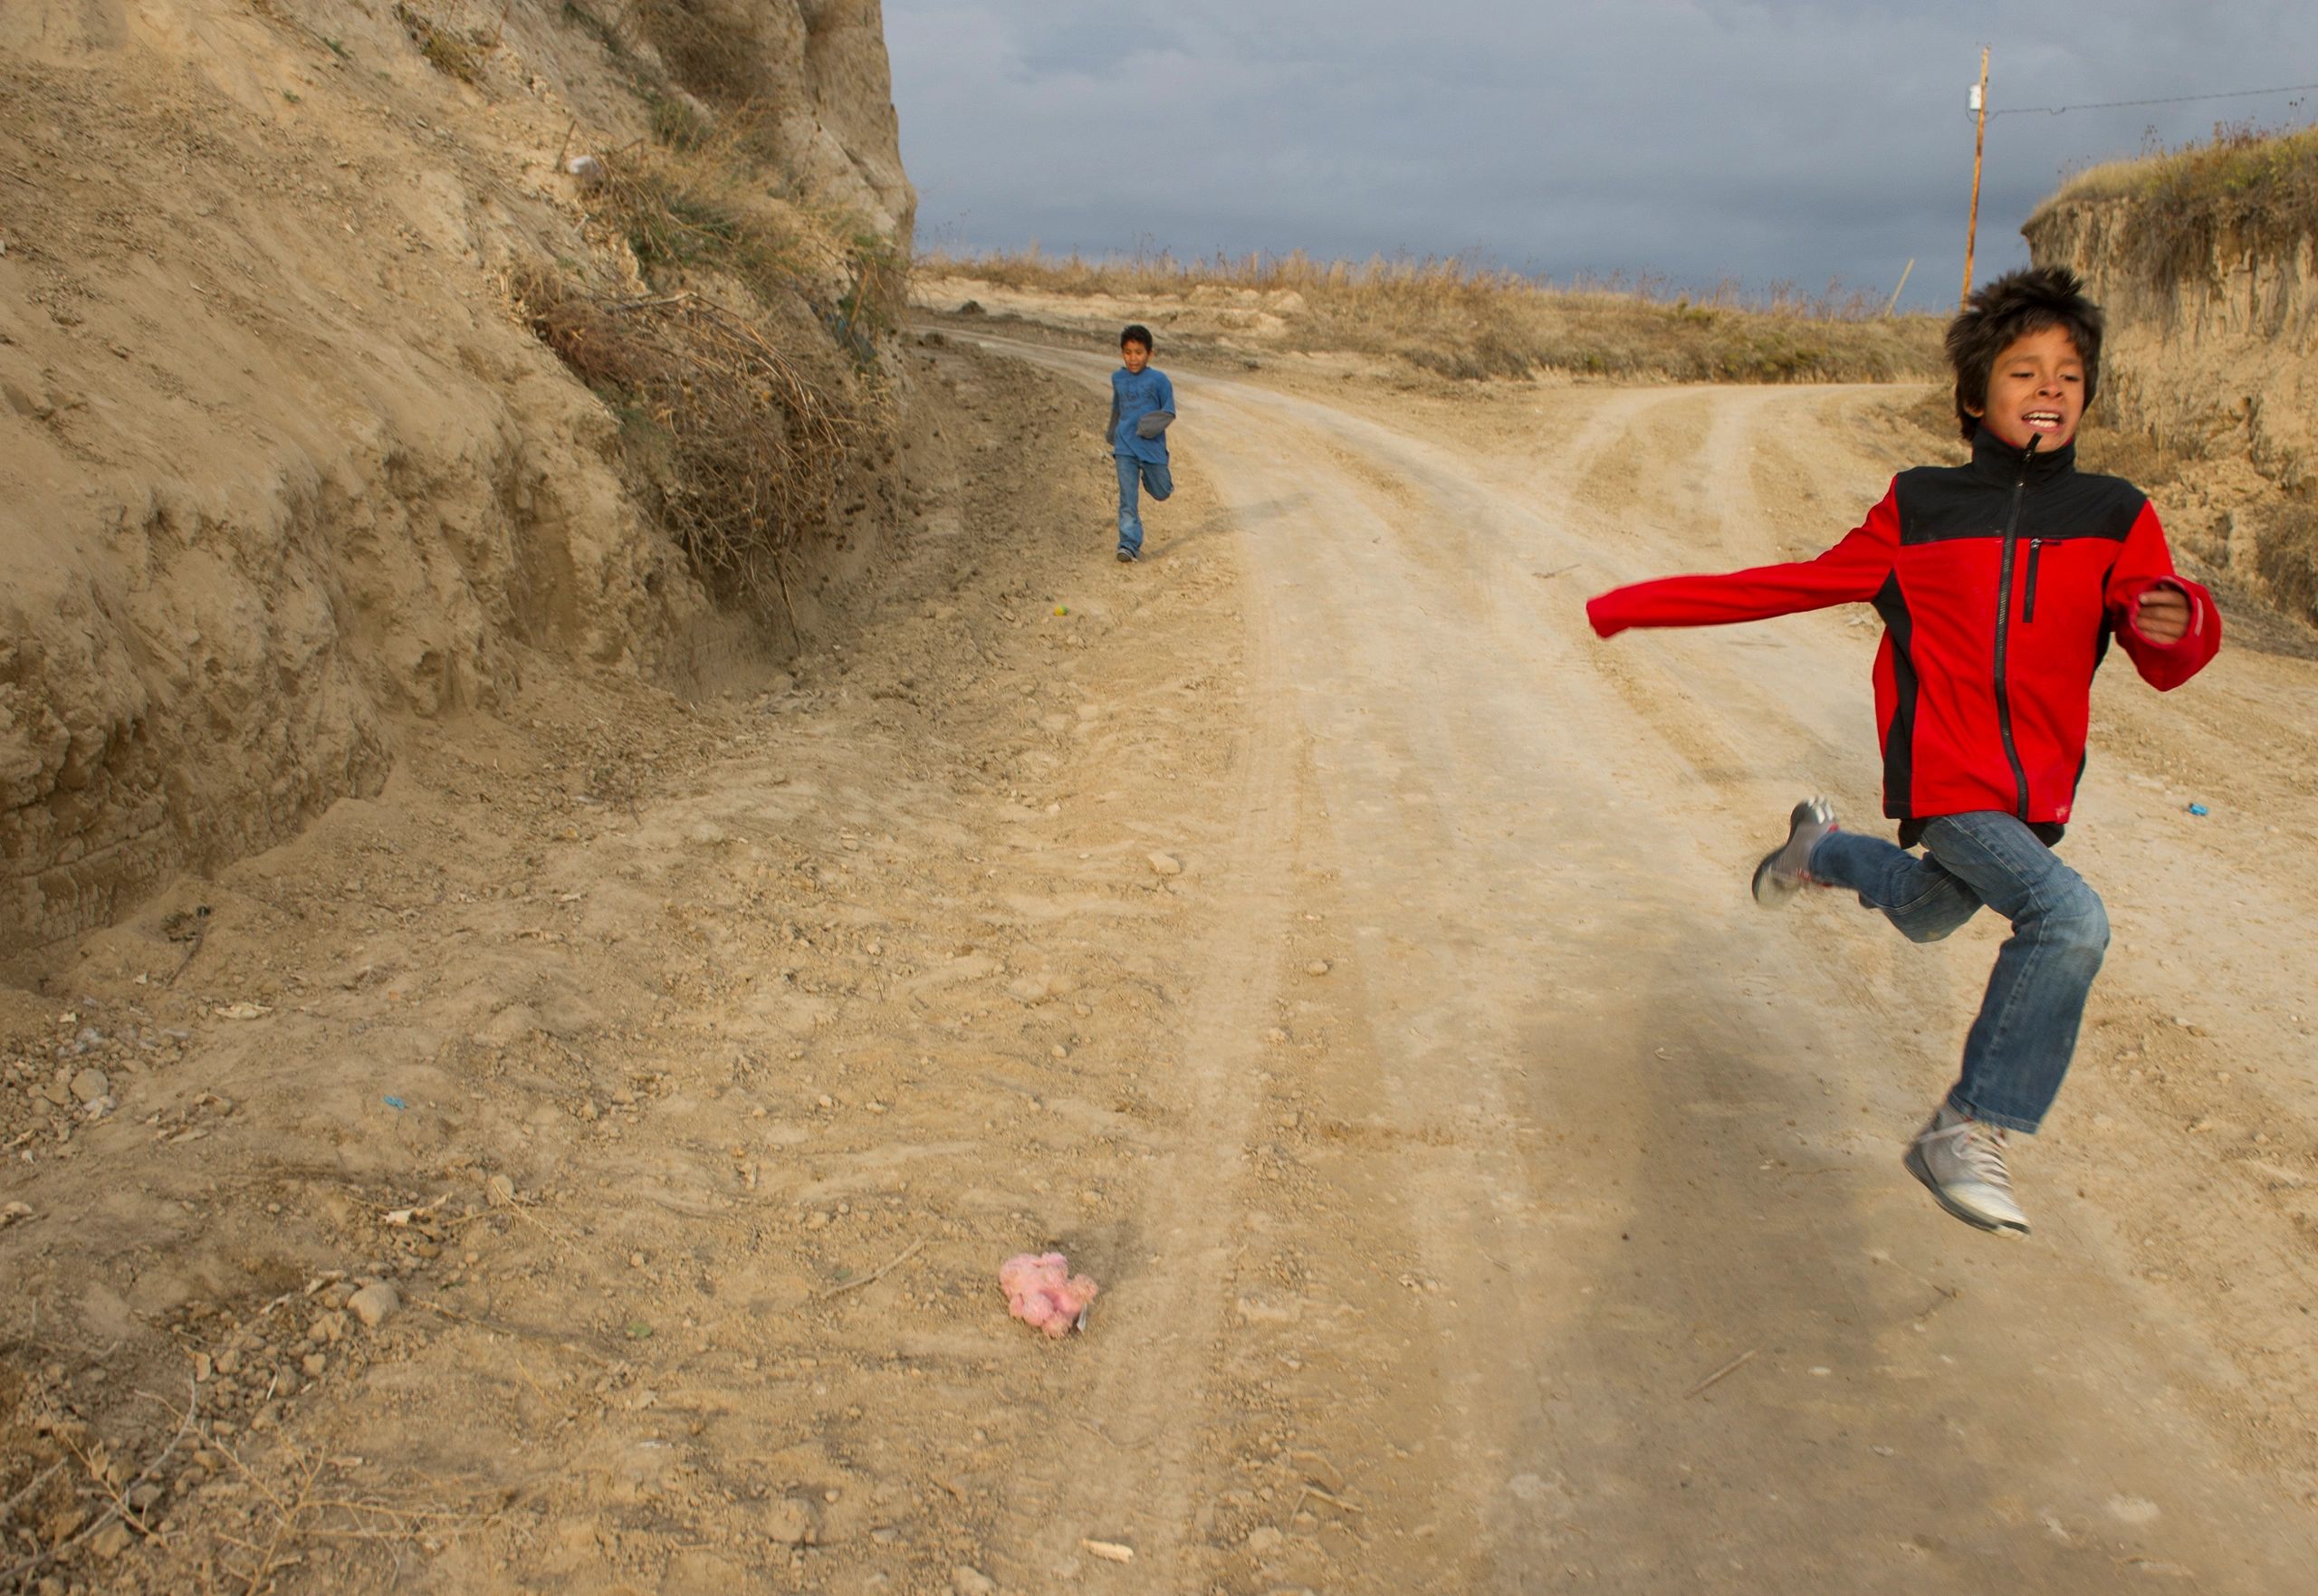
xmin=2105 ymin=501 xmax=2222 ymax=689
xmin=1586 ymin=483 xmax=1900 ymax=637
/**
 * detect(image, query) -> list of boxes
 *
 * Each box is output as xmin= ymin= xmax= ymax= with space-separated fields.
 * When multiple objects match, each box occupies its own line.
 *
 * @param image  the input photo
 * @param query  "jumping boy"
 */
xmin=1106 ymin=324 xmax=1175 ymax=562
xmin=1585 ymin=266 xmax=2221 ymax=1236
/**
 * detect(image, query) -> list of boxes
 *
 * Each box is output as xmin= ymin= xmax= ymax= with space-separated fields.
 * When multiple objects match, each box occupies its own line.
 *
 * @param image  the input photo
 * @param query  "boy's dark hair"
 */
xmin=1120 ymin=323 xmax=1154 ymax=352
xmin=1945 ymin=266 xmax=2102 ymax=442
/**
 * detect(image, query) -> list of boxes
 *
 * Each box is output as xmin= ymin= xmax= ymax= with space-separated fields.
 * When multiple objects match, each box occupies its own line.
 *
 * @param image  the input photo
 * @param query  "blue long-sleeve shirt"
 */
xmin=1107 ymin=366 xmax=1175 ymax=464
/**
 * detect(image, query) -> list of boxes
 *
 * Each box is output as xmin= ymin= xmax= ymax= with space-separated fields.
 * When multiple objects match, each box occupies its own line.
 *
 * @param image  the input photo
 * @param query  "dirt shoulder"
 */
xmin=0 ymin=336 xmax=1255 ymax=1593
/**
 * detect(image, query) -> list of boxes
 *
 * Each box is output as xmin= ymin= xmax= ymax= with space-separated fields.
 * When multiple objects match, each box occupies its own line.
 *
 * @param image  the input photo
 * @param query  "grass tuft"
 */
xmin=395 ymin=3 xmax=488 ymax=84
xmin=558 ymin=0 xmax=630 ymax=59
xmin=647 ymin=91 xmax=714 ymax=152
xmin=579 ymin=135 xmax=817 ymax=318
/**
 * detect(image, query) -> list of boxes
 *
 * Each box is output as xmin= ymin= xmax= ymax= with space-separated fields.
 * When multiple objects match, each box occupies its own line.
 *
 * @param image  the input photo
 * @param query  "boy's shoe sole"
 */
xmin=1751 ymin=797 xmax=1837 ymax=907
xmin=1116 ymin=548 xmax=1138 ymax=562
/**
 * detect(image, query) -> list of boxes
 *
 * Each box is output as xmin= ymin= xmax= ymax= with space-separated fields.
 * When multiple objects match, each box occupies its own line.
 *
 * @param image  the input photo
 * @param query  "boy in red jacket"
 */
xmin=1585 ymin=267 xmax=2219 ymax=1236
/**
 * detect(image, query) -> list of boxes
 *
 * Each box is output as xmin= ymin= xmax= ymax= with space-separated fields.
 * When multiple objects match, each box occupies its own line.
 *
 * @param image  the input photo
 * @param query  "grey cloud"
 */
xmin=888 ymin=2 xmax=2317 ymax=307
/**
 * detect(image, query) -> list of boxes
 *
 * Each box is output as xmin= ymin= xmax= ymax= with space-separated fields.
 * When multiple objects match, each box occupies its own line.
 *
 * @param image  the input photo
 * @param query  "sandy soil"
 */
xmin=5 ymin=323 xmax=2317 ymax=1594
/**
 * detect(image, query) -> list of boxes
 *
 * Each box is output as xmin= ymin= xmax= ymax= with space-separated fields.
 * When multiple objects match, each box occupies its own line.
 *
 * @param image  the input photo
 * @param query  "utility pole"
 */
xmin=1883 ymin=258 xmax=1916 ymax=317
xmin=1961 ymin=46 xmax=1990 ymax=311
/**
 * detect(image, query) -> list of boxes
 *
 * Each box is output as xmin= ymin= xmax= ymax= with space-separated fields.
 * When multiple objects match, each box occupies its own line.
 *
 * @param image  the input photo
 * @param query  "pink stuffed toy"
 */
xmin=999 ymin=1252 xmax=1099 ymax=1337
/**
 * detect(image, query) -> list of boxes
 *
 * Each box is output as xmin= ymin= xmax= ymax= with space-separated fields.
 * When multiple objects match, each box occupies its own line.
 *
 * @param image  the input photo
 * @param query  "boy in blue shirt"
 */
xmin=1106 ymin=324 xmax=1175 ymax=562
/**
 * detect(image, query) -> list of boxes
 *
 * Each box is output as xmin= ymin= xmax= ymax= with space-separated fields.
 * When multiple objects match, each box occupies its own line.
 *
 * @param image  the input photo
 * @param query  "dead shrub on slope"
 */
xmin=505 ymin=14 xmax=908 ymax=621
xmin=583 ymin=133 xmax=815 ymax=308
xmin=574 ymin=99 xmax=906 ymax=354
xmin=510 ymin=91 xmax=904 ymax=621
xmin=2256 ymin=496 xmax=2318 ymax=626
xmin=512 ymin=270 xmax=858 ymax=619
xmin=394 ymin=2 xmax=496 ymax=83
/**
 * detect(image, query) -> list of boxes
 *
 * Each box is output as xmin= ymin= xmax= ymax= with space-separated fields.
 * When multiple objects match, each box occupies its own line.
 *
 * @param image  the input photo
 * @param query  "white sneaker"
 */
xmin=1904 ymin=1104 xmax=2030 ymax=1235
xmin=1751 ymin=798 xmax=1837 ymax=907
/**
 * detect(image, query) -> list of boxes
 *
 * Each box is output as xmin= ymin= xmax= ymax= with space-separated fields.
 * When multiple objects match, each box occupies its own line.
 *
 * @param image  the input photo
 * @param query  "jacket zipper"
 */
xmin=1991 ymin=439 xmax=2037 ymax=817
xmin=2023 ymin=538 xmax=2044 ymax=624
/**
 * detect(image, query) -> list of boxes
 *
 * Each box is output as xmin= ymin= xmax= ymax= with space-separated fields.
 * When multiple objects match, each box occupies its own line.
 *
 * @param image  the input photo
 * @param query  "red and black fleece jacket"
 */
xmin=1585 ymin=429 xmax=2221 ymax=839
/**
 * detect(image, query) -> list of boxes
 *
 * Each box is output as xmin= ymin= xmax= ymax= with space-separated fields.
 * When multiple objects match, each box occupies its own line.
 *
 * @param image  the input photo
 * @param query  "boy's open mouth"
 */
xmin=2023 ymin=410 xmax=2066 ymax=432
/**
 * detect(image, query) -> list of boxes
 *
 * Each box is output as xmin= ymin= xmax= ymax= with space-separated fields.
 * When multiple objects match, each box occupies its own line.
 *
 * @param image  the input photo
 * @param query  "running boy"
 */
xmin=1106 ymin=323 xmax=1175 ymax=562
xmin=1585 ymin=266 xmax=2221 ymax=1236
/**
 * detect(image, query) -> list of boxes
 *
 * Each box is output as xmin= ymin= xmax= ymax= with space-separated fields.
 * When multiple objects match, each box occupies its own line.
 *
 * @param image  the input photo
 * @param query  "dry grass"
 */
xmin=394 ymin=3 xmax=493 ymax=84
xmin=512 ymin=272 xmax=867 ymax=619
xmin=585 ymin=139 xmax=816 ymax=312
xmin=575 ymin=119 xmax=907 ymax=364
xmin=925 ymin=247 xmax=1946 ymax=383
xmin=551 ymin=11 xmax=908 ymax=349
xmin=508 ymin=63 xmax=903 ymax=622
xmin=2030 ymin=121 xmax=2318 ymax=287
xmin=2256 ymin=496 xmax=2318 ymax=626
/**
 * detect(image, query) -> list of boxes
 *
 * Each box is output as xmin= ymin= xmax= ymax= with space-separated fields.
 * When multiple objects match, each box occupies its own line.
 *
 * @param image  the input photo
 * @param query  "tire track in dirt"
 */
xmin=1191 ymin=385 xmax=1562 ymax=1587
xmin=1016 ymin=511 xmax=1309 ymax=1582
xmin=964 ymin=333 xmax=1585 ymax=1585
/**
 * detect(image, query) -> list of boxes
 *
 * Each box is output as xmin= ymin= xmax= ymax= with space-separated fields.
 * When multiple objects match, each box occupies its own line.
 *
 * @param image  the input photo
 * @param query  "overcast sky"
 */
xmin=884 ymin=1 xmax=2314 ymax=311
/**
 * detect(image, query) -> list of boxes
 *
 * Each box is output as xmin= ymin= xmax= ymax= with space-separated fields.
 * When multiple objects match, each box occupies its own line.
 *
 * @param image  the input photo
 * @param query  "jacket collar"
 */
xmin=1969 ymin=425 xmax=2075 ymax=484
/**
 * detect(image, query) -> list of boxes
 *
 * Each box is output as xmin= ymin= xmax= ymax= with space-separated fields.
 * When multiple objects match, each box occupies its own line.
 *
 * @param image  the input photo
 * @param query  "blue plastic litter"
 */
xmin=382 ymin=1094 xmax=407 ymax=1111
xmin=2187 ymin=803 xmax=2209 ymax=817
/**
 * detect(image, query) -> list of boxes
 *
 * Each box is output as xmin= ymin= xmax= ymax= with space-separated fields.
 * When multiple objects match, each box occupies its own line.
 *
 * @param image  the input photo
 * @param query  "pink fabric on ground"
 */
xmin=999 ymin=1252 xmax=1099 ymax=1337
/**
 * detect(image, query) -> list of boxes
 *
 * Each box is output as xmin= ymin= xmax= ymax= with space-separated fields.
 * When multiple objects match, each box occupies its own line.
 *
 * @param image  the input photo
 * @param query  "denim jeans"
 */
xmin=1809 ymin=812 xmax=2109 ymax=1133
xmin=1116 ymin=454 xmax=1173 ymax=554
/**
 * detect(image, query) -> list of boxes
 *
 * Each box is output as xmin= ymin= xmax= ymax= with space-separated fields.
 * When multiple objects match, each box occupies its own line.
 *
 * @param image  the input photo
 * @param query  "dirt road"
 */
xmin=957 ymin=330 xmax=2318 ymax=1591
xmin=5 ymin=330 xmax=2314 ymax=1593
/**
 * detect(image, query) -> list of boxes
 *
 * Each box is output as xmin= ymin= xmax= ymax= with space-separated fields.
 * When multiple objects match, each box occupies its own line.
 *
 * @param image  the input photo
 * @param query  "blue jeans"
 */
xmin=1809 ymin=812 xmax=2109 ymax=1133
xmin=1116 ymin=454 xmax=1173 ymax=554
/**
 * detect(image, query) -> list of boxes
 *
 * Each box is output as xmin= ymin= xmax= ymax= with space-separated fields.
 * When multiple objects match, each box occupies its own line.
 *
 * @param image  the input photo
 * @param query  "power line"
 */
xmin=1988 ymin=80 xmax=2318 ymax=118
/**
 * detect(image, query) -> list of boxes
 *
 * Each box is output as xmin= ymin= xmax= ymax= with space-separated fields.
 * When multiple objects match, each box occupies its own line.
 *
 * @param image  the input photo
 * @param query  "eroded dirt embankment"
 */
xmin=2027 ymin=185 xmax=2317 ymax=620
xmin=0 ymin=0 xmax=914 ymax=963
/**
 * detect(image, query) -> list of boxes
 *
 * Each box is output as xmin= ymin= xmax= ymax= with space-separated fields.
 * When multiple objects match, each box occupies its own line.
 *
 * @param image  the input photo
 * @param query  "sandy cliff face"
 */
xmin=2025 ymin=199 xmax=2317 ymax=587
xmin=0 ymin=0 xmax=914 ymax=960
xmin=784 ymin=0 xmax=917 ymax=244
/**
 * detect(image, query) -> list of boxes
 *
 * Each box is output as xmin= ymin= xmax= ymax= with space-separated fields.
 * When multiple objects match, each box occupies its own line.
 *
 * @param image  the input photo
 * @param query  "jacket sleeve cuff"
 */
xmin=2113 ymin=575 xmax=2205 ymax=651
